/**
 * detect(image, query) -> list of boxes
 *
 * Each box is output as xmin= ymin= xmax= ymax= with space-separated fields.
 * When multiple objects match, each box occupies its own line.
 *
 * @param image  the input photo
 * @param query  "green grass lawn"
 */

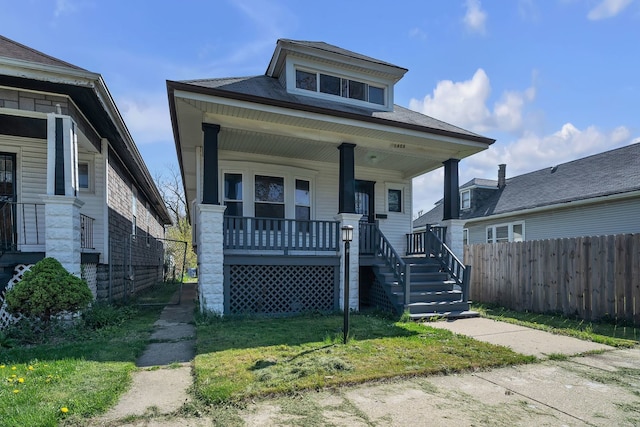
xmin=0 ymin=298 xmax=166 ymax=426
xmin=474 ymin=304 xmax=640 ymax=348
xmin=194 ymin=312 xmax=535 ymax=404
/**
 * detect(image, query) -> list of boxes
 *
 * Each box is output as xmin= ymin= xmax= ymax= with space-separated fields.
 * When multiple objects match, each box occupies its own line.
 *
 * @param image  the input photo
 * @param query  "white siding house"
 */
xmin=169 ymin=39 xmax=494 ymax=318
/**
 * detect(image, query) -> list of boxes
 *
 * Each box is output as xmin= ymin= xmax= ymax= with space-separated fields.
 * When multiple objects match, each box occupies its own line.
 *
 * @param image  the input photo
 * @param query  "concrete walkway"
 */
xmin=428 ymin=317 xmax=613 ymax=357
xmin=95 ymin=283 xmax=198 ymax=424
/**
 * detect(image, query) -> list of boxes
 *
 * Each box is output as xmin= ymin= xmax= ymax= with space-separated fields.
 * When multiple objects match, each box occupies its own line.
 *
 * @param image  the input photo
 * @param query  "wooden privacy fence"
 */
xmin=464 ymin=234 xmax=640 ymax=326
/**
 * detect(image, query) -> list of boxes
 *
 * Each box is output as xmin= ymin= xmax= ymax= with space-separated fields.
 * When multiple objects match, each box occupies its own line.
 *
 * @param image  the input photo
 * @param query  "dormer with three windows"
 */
xmin=266 ymin=39 xmax=408 ymax=112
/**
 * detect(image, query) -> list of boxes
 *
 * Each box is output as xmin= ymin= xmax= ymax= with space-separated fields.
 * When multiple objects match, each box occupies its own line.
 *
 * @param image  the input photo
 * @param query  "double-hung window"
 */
xmin=460 ymin=190 xmax=471 ymax=210
xmin=486 ymin=222 xmax=524 ymax=243
xmin=224 ymin=173 xmax=243 ymax=216
xmin=254 ymin=175 xmax=285 ymax=219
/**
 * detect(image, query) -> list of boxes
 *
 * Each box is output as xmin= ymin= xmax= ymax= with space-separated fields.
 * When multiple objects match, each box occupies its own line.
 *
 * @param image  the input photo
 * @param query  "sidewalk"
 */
xmin=96 ymin=283 xmax=198 ymax=424
xmin=428 ymin=317 xmax=613 ymax=357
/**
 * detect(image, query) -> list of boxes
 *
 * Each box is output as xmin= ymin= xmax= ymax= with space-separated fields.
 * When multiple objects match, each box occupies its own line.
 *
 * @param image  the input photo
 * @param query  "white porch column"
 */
xmin=441 ymin=219 xmax=465 ymax=262
xmin=42 ymin=195 xmax=84 ymax=277
xmin=335 ymin=213 xmax=361 ymax=311
xmin=196 ymin=203 xmax=226 ymax=314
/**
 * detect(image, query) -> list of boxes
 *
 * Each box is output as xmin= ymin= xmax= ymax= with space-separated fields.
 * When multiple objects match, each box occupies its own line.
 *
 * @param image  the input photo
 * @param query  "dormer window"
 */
xmin=460 ymin=189 xmax=471 ymax=210
xmin=295 ymin=68 xmax=386 ymax=106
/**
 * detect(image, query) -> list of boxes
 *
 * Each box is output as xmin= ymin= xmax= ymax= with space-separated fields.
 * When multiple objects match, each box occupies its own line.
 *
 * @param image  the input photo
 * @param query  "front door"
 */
xmin=355 ymin=180 xmax=375 ymax=223
xmin=0 ymin=153 xmax=16 ymax=250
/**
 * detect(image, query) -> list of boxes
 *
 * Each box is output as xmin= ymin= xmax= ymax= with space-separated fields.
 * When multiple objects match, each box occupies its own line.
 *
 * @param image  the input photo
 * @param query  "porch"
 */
xmin=220 ymin=216 xmax=473 ymax=318
xmin=0 ymin=201 xmax=96 ymax=289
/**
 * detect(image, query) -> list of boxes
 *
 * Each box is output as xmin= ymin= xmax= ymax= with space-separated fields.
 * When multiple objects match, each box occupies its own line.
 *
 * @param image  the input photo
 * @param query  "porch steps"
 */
xmin=372 ymin=257 xmax=478 ymax=320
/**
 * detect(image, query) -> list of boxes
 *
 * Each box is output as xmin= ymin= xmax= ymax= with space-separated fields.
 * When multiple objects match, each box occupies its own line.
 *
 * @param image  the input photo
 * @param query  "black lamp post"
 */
xmin=341 ymin=225 xmax=353 ymax=344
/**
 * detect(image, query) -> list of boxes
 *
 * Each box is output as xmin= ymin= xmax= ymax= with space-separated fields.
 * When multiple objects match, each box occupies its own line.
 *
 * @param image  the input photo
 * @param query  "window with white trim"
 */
xmin=78 ymin=162 xmax=90 ymax=190
xmin=255 ymin=175 xmax=285 ymax=219
xmin=460 ymin=190 xmax=470 ymax=210
xmin=463 ymin=228 xmax=469 ymax=246
xmin=295 ymin=68 xmax=386 ymax=106
xmin=224 ymin=173 xmax=243 ymax=216
xmin=486 ymin=222 xmax=525 ymax=243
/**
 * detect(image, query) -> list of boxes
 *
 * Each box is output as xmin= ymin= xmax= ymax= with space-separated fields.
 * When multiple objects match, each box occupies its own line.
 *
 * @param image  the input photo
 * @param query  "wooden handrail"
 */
xmin=425 ymin=230 xmax=471 ymax=303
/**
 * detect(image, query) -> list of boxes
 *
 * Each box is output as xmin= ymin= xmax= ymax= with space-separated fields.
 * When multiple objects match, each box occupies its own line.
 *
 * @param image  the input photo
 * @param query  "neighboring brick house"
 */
xmin=414 ymin=142 xmax=640 ymax=245
xmin=0 ymin=35 xmax=172 ymax=300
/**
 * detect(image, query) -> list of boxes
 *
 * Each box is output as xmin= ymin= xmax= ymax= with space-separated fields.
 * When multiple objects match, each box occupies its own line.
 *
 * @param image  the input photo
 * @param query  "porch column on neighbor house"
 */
xmin=335 ymin=213 xmax=361 ymax=311
xmin=196 ymin=203 xmax=227 ymax=314
xmin=442 ymin=158 xmax=460 ymax=221
xmin=202 ymin=123 xmax=221 ymax=205
xmin=442 ymin=158 xmax=464 ymax=261
xmin=338 ymin=143 xmax=356 ymax=214
xmin=42 ymin=113 xmax=83 ymax=276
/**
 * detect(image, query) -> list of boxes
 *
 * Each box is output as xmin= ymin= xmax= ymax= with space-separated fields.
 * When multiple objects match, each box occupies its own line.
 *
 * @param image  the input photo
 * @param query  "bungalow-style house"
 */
xmin=167 ymin=39 xmax=494 ymax=318
xmin=414 ymin=142 xmax=640 ymax=245
xmin=0 ymin=35 xmax=172 ymax=301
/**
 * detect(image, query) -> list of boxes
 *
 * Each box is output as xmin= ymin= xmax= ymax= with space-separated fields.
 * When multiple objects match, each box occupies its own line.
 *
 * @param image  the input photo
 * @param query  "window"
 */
xmin=486 ymin=222 xmax=525 ymax=243
xmin=224 ymin=173 xmax=243 ymax=216
xmin=463 ymin=228 xmax=469 ymax=246
xmin=132 ymin=187 xmax=137 ymax=236
xmin=295 ymin=68 xmax=386 ymax=106
xmin=296 ymin=70 xmax=316 ymax=91
xmin=460 ymin=190 xmax=471 ymax=210
xmin=254 ymin=175 xmax=284 ymax=219
xmin=78 ymin=163 xmax=89 ymax=189
xmin=295 ymin=179 xmax=310 ymax=221
xmin=388 ymin=189 xmax=402 ymax=213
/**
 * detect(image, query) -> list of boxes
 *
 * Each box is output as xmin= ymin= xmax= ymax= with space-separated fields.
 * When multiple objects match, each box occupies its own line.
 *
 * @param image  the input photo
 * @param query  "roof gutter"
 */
xmin=464 ymin=189 xmax=640 ymax=225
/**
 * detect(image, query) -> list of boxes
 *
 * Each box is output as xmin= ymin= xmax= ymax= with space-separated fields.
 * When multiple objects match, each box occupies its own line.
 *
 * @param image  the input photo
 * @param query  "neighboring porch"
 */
xmin=0 ymin=201 xmax=97 ymax=290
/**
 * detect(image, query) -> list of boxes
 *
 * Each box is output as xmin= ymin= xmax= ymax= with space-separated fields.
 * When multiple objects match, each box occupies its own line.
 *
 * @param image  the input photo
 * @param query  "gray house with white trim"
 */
xmin=0 ymin=35 xmax=172 ymax=300
xmin=168 ymin=39 xmax=494 ymax=318
xmin=414 ymin=143 xmax=640 ymax=244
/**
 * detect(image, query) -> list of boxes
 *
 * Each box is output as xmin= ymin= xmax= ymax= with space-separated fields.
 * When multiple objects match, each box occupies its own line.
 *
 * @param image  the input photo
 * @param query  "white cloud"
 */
xmin=409 ymin=69 xmax=535 ymax=135
xmin=587 ymin=0 xmax=633 ymax=20
xmin=54 ymin=0 xmax=78 ymax=17
xmin=117 ymin=94 xmax=172 ymax=145
xmin=409 ymin=27 xmax=428 ymax=41
xmin=463 ymin=0 xmax=488 ymax=34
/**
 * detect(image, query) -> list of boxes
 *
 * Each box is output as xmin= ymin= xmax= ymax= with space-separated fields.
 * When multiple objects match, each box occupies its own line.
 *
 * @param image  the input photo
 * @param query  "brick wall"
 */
xmin=93 ymin=150 xmax=166 ymax=302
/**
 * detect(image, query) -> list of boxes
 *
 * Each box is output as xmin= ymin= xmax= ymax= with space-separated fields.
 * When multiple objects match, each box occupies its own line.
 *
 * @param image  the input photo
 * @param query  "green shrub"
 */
xmin=5 ymin=257 xmax=93 ymax=323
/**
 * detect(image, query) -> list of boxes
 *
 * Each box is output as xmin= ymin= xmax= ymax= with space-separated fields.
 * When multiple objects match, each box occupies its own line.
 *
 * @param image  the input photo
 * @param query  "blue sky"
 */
xmin=2 ymin=0 xmax=638 ymax=217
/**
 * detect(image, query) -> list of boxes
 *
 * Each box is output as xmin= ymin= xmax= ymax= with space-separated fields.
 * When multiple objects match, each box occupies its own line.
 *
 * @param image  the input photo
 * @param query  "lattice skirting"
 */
xmin=0 ymin=264 xmax=33 ymax=330
xmin=81 ymin=263 xmax=98 ymax=299
xmin=228 ymin=264 xmax=337 ymax=315
xmin=368 ymin=275 xmax=398 ymax=314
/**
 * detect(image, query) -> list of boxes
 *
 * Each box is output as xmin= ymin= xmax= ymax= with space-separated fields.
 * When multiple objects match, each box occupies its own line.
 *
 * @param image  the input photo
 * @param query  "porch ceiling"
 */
xmin=171 ymin=90 xmax=490 ymax=207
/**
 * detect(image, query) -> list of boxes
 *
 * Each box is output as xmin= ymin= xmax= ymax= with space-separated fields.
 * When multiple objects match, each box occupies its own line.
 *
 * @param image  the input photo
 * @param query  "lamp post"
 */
xmin=341 ymin=225 xmax=353 ymax=344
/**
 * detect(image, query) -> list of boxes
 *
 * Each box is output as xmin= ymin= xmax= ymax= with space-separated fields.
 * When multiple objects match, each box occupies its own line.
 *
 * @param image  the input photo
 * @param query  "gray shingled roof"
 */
xmin=0 ymin=35 xmax=84 ymax=70
xmin=277 ymin=39 xmax=407 ymax=72
xmin=413 ymin=142 xmax=640 ymax=227
xmin=177 ymin=75 xmax=489 ymax=141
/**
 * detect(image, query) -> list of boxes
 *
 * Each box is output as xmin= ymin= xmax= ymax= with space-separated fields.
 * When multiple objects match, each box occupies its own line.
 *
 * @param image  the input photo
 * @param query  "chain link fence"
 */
xmin=101 ymin=235 xmax=187 ymax=306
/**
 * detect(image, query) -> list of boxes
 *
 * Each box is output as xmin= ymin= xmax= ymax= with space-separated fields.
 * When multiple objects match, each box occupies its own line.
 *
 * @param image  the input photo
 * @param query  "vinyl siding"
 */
xmin=218 ymin=151 xmax=413 ymax=253
xmin=465 ymin=196 xmax=640 ymax=244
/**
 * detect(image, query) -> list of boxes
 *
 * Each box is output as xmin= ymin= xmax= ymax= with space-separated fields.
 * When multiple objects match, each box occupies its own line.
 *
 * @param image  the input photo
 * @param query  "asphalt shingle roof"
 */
xmin=178 ymin=75 xmax=488 ymax=140
xmin=0 ymin=35 xmax=84 ymax=70
xmin=276 ymin=39 xmax=408 ymax=72
xmin=414 ymin=142 xmax=640 ymax=227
